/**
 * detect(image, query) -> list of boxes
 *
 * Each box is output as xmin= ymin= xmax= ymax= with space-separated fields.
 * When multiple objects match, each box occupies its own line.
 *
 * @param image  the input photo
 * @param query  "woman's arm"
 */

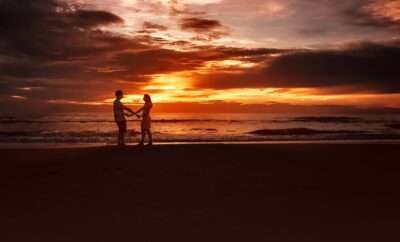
xmin=132 ymin=106 xmax=144 ymax=118
xmin=135 ymin=106 xmax=144 ymax=114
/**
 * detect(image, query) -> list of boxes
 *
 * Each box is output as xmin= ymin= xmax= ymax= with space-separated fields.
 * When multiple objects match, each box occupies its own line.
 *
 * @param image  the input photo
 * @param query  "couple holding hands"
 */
xmin=113 ymin=90 xmax=153 ymax=146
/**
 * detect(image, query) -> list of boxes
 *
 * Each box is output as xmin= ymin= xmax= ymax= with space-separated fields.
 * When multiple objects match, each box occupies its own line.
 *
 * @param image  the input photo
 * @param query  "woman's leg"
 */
xmin=118 ymin=130 xmax=123 ymax=145
xmin=147 ymin=129 xmax=152 ymax=145
xmin=139 ymin=128 xmax=145 ymax=145
xmin=117 ymin=130 xmax=120 ymax=145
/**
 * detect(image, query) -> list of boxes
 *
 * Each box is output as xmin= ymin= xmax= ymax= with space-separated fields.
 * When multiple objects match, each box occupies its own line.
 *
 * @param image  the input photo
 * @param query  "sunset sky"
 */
xmin=1 ymin=0 xmax=400 ymax=113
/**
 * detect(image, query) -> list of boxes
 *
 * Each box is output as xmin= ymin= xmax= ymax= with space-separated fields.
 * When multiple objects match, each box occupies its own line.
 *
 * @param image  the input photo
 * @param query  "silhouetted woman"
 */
xmin=136 ymin=94 xmax=153 ymax=146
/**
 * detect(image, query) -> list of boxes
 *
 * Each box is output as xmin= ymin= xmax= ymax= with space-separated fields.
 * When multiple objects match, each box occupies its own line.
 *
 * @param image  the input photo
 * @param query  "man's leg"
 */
xmin=118 ymin=130 xmax=122 ymax=145
xmin=120 ymin=131 xmax=125 ymax=145
xmin=120 ymin=121 xmax=127 ymax=146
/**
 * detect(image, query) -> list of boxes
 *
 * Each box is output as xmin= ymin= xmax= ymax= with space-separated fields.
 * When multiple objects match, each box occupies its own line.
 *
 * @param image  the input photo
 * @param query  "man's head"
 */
xmin=115 ymin=90 xmax=123 ymax=99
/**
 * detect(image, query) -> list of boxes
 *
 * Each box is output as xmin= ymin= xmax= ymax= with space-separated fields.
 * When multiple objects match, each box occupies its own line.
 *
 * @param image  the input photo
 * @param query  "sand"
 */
xmin=1 ymin=144 xmax=400 ymax=242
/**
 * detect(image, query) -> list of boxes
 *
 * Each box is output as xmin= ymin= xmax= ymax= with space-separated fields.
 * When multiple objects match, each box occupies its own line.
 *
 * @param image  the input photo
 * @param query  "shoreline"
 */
xmin=1 ymin=139 xmax=400 ymax=149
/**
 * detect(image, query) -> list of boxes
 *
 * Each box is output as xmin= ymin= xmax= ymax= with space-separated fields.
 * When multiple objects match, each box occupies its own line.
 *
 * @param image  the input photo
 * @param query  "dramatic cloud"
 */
xmin=139 ymin=21 xmax=168 ymax=33
xmin=69 ymin=9 xmax=123 ymax=27
xmin=0 ymin=0 xmax=126 ymax=59
xmin=106 ymin=46 xmax=283 ymax=80
xmin=179 ymin=17 xmax=222 ymax=32
xmin=263 ymin=42 xmax=400 ymax=92
xmin=1 ymin=0 xmax=400 ymax=110
xmin=193 ymin=41 xmax=400 ymax=93
xmin=347 ymin=0 xmax=400 ymax=29
xmin=0 ymin=0 xmax=283 ymax=103
xmin=0 ymin=0 xmax=150 ymax=102
xmin=178 ymin=17 xmax=228 ymax=40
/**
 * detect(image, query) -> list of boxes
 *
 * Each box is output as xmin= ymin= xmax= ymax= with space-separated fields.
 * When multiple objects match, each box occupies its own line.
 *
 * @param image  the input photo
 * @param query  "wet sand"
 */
xmin=1 ymin=144 xmax=400 ymax=242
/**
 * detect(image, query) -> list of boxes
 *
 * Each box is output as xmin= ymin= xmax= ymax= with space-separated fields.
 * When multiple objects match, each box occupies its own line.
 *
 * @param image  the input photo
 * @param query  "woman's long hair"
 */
xmin=144 ymin=94 xmax=152 ymax=107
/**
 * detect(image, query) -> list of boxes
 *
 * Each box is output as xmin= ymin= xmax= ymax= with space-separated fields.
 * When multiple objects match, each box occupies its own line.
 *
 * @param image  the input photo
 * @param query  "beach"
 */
xmin=1 ymin=144 xmax=400 ymax=242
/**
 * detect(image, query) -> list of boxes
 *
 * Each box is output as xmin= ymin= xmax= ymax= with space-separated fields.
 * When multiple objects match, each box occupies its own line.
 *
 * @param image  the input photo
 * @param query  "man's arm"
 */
xmin=122 ymin=104 xmax=135 ymax=114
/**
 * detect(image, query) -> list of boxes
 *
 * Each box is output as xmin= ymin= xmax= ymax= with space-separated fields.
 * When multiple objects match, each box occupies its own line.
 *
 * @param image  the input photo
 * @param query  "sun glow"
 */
xmin=144 ymin=73 xmax=191 ymax=91
xmin=101 ymin=67 xmax=400 ymax=107
xmin=109 ymin=72 xmax=196 ymax=104
xmin=98 ymin=46 xmax=400 ymax=108
xmin=204 ymin=60 xmax=258 ymax=70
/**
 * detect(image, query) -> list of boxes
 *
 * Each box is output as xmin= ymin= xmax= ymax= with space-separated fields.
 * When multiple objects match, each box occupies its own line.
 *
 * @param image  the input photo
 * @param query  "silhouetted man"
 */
xmin=113 ymin=90 xmax=135 ymax=146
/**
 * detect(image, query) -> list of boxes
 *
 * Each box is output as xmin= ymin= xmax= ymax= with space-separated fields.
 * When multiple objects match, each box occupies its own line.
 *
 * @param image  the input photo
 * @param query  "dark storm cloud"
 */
xmin=178 ymin=17 xmax=228 ymax=40
xmin=0 ymin=0 xmax=126 ymax=60
xmin=193 ymin=41 xmax=400 ymax=93
xmin=108 ymin=46 xmax=284 ymax=79
xmin=137 ymin=21 xmax=168 ymax=34
xmin=179 ymin=17 xmax=222 ymax=32
xmin=264 ymin=42 xmax=400 ymax=92
xmin=0 ymin=0 xmax=154 ymax=101
xmin=142 ymin=21 xmax=168 ymax=31
xmin=113 ymin=49 xmax=204 ymax=75
xmin=69 ymin=9 xmax=123 ymax=28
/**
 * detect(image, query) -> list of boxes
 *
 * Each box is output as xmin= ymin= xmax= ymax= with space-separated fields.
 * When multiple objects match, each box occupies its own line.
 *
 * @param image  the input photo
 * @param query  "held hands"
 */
xmin=125 ymin=111 xmax=141 ymax=119
xmin=132 ymin=110 xmax=141 ymax=119
xmin=125 ymin=112 xmax=136 ymax=118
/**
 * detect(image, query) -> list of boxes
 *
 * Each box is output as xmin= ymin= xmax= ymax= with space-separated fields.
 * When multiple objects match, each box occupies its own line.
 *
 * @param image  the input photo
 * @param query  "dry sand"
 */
xmin=1 ymin=144 xmax=400 ymax=242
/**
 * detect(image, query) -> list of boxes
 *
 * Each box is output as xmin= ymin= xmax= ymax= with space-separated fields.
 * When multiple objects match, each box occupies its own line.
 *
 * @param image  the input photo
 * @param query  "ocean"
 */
xmin=1 ymin=112 xmax=400 ymax=145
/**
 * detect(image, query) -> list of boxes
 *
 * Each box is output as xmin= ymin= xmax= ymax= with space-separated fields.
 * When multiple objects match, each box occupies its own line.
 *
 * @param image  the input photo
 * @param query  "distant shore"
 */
xmin=2 ymin=144 xmax=400 ymax=241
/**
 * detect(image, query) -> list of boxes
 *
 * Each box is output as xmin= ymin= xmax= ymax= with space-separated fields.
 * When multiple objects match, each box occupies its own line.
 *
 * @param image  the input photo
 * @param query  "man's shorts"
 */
xmin=116 ymin=120 xmax=127 ymax=133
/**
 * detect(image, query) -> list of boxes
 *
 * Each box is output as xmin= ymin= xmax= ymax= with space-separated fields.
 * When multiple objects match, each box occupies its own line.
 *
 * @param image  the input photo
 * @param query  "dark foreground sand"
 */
xmin=1 ymin=144 xmax=400 ymax=242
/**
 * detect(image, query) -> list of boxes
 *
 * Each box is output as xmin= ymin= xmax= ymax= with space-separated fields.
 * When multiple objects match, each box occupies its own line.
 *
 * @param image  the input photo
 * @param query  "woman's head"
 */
xmin=143 ymin=94 xmax=152 ymax=103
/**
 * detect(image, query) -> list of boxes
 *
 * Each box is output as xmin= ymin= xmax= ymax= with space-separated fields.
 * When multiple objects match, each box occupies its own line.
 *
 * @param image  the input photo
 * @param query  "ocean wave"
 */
xmin=247 ymin=128 xmax=400 ymax=141
xmin=248 ymin=128 xmax=365 ymax=136
xmin=190 ymin=128 xmax=218 ymax=132
xmin=287 ymin=116 xmax=365 ymax=123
